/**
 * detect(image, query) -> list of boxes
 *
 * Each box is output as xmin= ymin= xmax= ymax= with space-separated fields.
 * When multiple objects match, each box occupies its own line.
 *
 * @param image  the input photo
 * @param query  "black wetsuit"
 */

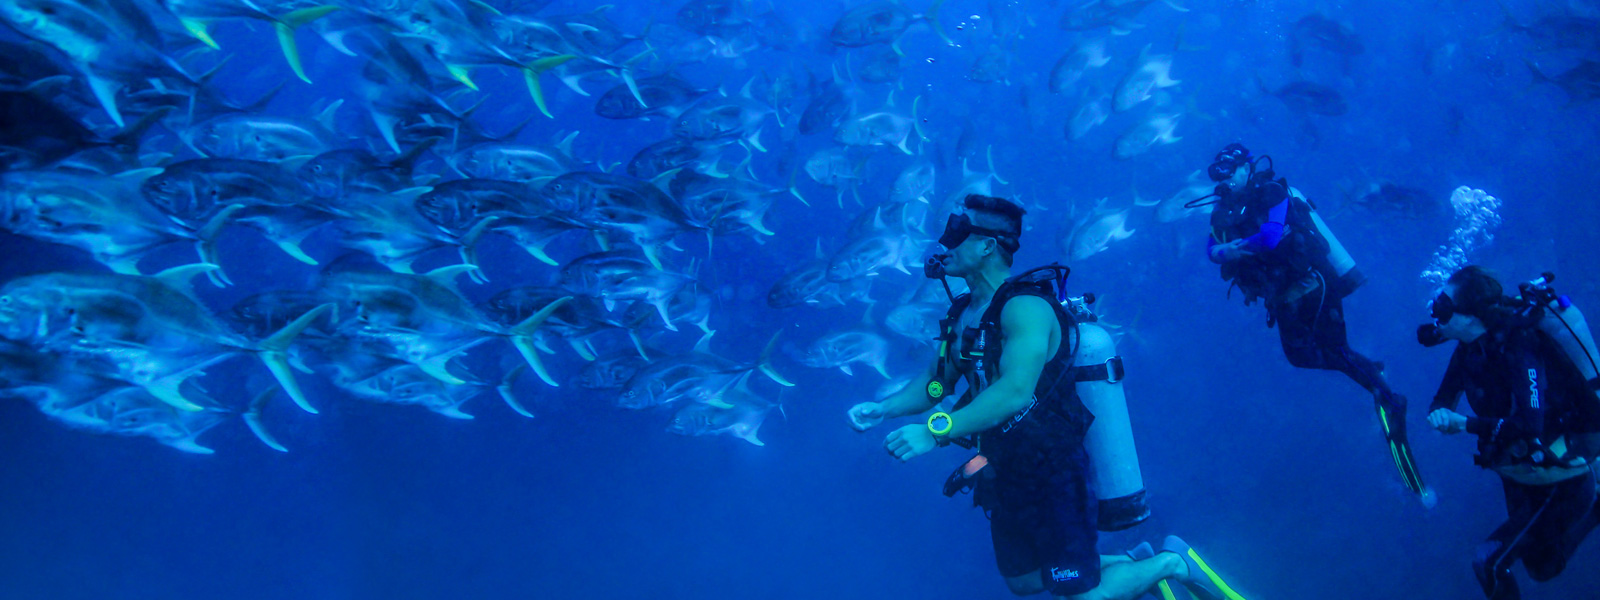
xmin=937 ymin=275 xmax=1106 ymax=596
xmin=1207 ymin=181 xmax=1426 ymax=495
xmin=1430 ymin=326 xmax=1600 ymax=600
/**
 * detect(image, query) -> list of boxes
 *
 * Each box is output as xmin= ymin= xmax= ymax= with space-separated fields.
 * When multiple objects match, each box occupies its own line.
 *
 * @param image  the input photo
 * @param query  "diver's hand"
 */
xmin=1214 ymin=239 xmax=1255 ymax=262
xmin=848 ymin=402 xmax=885 ymax=431
xmin=886 ymin=424 xmax=937 ymax=462
xmin=1429 ymin=408 xmax=1468 ymax=434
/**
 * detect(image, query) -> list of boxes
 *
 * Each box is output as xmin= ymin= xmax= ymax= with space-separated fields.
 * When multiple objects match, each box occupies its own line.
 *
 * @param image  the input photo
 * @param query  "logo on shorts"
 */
xmin=1050 ymin=567 xmax=1080 ymax=582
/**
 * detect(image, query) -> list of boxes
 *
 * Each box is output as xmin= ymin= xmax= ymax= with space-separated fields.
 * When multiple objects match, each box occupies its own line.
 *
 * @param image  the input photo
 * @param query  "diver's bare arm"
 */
xmin=877 ymin=361 xmax=940 ymax=419
xmin=942 ymin=296 xmax=1053 ymax=438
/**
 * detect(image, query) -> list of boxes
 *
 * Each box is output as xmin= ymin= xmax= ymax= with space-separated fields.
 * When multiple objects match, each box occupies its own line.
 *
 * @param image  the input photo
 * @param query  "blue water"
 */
xmin=3 ymin=0 xmax=1600 ymax=598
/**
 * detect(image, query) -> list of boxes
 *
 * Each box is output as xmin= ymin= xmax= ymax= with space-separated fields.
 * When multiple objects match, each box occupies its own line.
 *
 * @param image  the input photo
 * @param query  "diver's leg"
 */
xmin=1523 ymin=470 xmax=1600 ymax=582
xmin=1056 ymin=554 xmax=1185 ymax=600
xmin=1475 ymin=480 xmax=1561 ymax=600
xmin=1312 ymin=296 xmax=1430 ymax=496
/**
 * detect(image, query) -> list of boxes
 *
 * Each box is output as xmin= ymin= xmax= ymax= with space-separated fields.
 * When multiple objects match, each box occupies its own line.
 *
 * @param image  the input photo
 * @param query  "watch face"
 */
xmin=927 ymin=380 xmax=944 ymax=398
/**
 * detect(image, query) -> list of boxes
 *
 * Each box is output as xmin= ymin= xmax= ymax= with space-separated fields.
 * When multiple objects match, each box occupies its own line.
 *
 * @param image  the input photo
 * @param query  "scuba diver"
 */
xmin=1421 ymin=266 xmax=1600 ymax=600
xmin=1188 ymin=143 xmax=1431 ymax=503
xmin=847 ymin=194 xmax=1248 ymax=600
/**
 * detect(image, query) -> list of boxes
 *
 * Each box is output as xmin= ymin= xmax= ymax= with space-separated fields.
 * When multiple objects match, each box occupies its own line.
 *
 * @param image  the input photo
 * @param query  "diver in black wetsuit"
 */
xmin=845 ymin=195 xmax=1249 ymax=600
xmin=1191 ymin=143 xmax=1430 ymax=501
xmin=1422 ymin=266 xmax=1600 ymax=600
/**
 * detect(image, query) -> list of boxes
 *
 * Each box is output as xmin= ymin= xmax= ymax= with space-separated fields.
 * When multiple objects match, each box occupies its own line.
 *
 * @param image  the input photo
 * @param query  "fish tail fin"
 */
xmin=257 ymin=303 xmax=333 ymax=414
xmin=987 ymin=145 xmax=1008 ymax=185
xmin=498 ymin=364 xmax=534 ymax=418
xmin=912 ymin=94 xmax=929 ymax=142
xmin=524 ymin=55 xmax=579 ymax=118
xmin=759 ymin=331 xmax=796 ymax=387
xmin=508 ymin=297 xmax=572 ymax=387
xmin=926 ymin=0 xmax=951 ymax=46
xmin=109 ymin=106 xmax=173 ymax=150
xmin=83 ymin=70 xmax=126 ymax=128
xmin=1524 ymin=58 xmax=1553 ymax=86
xmin=244 ymin=385 xmax=289 ymax=452
xmin=420 ymin=338 xmax=490 ymax=386
xmin=787 ymin=169 xmax=810 ymax=206
xmin=273 ymin=6 xmax=342 ymax=83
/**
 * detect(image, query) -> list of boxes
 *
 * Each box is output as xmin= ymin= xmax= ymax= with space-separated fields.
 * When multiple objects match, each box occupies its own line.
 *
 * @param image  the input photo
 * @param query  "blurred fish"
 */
xmin=576 ymin=350 xmax=649 ymax=390
xmin=665 ymin=376 xmax=779 ymax=446
xmin=676 ymin=0 xmax=756 ymax=37
xmin=827 ymin=204 xmax=930 ymax=282
xmin=617 ymin=333 xmax=790 ymax=409
xmin=1500 ymin=6 xmax=1600 ymax=53
xmin=890 ymin=159 xmax=937 ymax=205
xmin=300 ymin=140 xmax=438 ymax=199
xmin=1112 ymin=111 xmax=1181 ymax=160
xmin=0 ymin=90 xmax=164 ymax=171
xmin=1067 ymin=92 xmax=1112 ymax=140
xmin=541 ymin=171 xmax=704 ymax=267
xmin=558 ymin=251 xmax=696 ymax=329
xmin=1259 ymin=79 xmax=1348 ymax=115
xmin=156 ymin=0 xmax=341 ymax=83
xmin=853 ymin=47 xmax=903 ymax=84
xmin=1289 ymin=14 xmax=1364 ymax=70
xmin=669 ymin=170 xmax=790 ymax=240
xmin=794 ymin=329 xmax=890 ymax=377
xmin=1135 ymin=168 xmax=1214 ymax=223
xmin=627 ymin=136 xmax=744 ymax=180
xmin=0 ymin=0 xmax=193 ymax=126
xmin=0 ymin=169 xmax=186 ymax=273
xmin=1526 ymin=59 xmax=1600 ymax=103
xmin=1060 ymin=0 xmax=1187 ymax=36
xmin=595 ymin=74 xmax=709 ymax=120
xmin=227 ymin=290 xmax=334 ymax=339
xmin=1060 ymin=198 xmax=1135 ymax=261
xmin=768 ymin=253 xmax=874 ymax=309
xmin=829 ymin=0 xmax=949 ymax=51
xmin=186 ymin=105 xmax=343 ymax=162
xmin=835 ymin=110 xmax=917 ymax=154
xmin=885 ymin=302 xmax=944 ymax=345
xmin=672 ymin=92 xmax=775 ymax=150
xmin=1049 ymin=39 xmax=1112 ymax=94
xmin=1113 ymin=45 xmax=1179 ymax=112
xmin=452 ymin=134 xmax=585 ymax=183
xmin=141 ymin=158 xmax=331 ymax=270
xmin=799 ymin=68 xmax=856 ymax=136
xmin=968 ymin=44 xmax=1012 ymax=84
xmin=1350 ymin=182 xmax=1440 ymax=219
xmin=0 ymin=266 xmax=330 ymax=414
xmin=317 ymin=259 xmax=568 ymax=386
xmin=804 ymin=146 xmax=866 ymax=206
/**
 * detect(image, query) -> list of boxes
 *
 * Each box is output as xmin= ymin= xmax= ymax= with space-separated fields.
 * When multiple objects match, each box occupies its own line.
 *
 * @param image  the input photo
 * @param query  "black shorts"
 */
xmin=986 ymin=438 xmax=1099 ymax=596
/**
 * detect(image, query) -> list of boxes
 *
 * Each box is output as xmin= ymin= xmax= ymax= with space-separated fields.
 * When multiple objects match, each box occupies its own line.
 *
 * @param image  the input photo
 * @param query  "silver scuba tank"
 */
xmin=1074 ymin=321 xmax=1149 ymax=531
xmin=1295 ymin=188 xmax=1365 ymax=296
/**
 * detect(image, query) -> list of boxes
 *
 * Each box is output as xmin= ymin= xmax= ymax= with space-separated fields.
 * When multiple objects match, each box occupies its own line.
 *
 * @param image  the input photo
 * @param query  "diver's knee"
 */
xmin=1006 ymin=573 xmax=1044 ymax=596
xmin=1526 ymin=559 xmax=1566 ymax=582
xmin=1472 ymin=541 xmax=1502 ymax=582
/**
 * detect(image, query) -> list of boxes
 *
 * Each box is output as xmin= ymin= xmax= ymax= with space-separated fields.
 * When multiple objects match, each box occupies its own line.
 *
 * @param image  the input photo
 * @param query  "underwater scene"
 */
xmin=2 ymin=0 xmax=1600 ymax=598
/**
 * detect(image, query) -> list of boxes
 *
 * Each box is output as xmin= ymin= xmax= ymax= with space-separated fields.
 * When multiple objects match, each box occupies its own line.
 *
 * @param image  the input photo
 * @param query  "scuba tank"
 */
xmin=1058 ymin=289 xmax=1147 ymax=529
xmin=1519 ymin=273 xmax=1600 ymax=395
xmin=1516 ymin=273 xmax=1600 ymax=466
xmin=1301 ymin=191 xmax=1365 ymax=297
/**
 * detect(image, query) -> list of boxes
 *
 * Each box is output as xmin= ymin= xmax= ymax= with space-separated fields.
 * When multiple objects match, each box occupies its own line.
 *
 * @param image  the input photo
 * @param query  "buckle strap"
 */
xmin=1070 ymin=356 xmax=1125 ymax=384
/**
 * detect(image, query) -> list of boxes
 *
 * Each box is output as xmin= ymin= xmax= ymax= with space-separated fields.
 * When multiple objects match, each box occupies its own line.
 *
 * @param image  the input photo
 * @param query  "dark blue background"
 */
xmin=3 ymin=0 xmax=1599 ymax=598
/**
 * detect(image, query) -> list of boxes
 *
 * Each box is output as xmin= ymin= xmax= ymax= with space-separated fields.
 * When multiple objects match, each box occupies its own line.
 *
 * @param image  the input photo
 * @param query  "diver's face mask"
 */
xmin=1186 ymin=144 xmax=1276 ymax=210
xmin=1418 ymin=288 xmax=1466 ymax=347
xmin=938 ymin=213 xmax=1016 ymax=253
xmin=1207 ymin=143 xmax=1252 ymax=182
